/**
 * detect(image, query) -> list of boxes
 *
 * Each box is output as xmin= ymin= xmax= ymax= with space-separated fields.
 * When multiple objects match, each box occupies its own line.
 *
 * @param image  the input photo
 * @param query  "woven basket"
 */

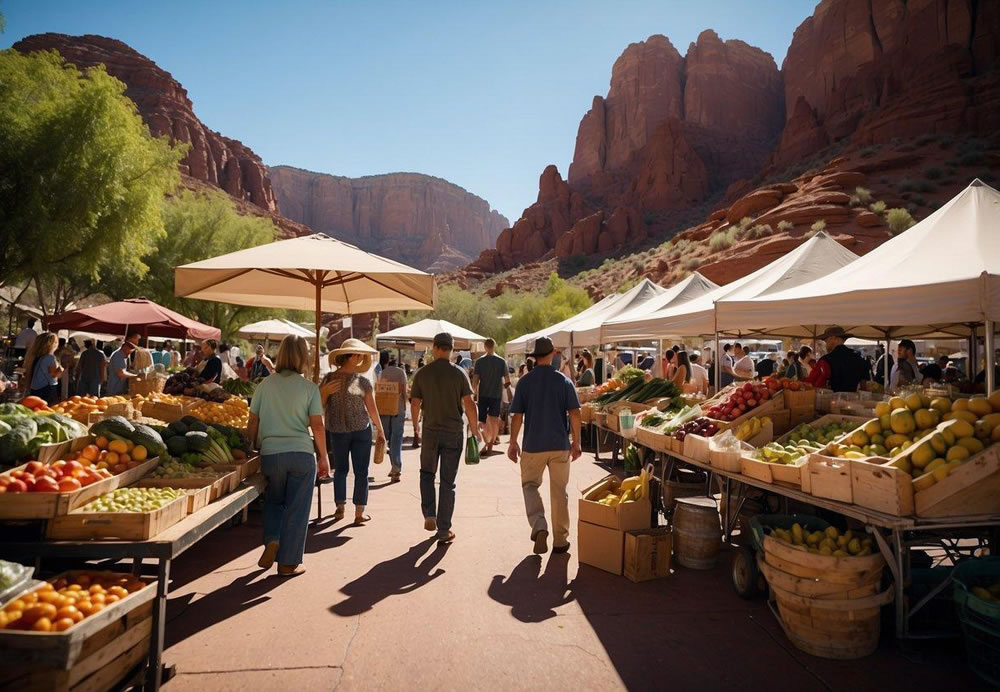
xmin=130 ymin=375 xmax=166 ymax=397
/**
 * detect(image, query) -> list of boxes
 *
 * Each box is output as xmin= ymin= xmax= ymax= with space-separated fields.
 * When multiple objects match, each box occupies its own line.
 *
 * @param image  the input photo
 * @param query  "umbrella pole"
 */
xmin=987 ymin=320 xmax=996 ymax=394
xmin=314 ymin=274 xmax=322 ymax=383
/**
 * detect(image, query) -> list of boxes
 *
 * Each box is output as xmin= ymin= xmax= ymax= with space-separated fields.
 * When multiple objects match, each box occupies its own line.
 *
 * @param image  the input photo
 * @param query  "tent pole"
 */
xmin=314 ymin=274 xmax=322 ymax=383
xmin=884 ymin=331 xmax=891 ymax=391
xmin=968 ymin=327 xmax=975 ymax=381
xmin=657 ymin=338 xmax=665 ymax=378
xmin=713 ymin=308 xmax=721 ymax=392
xmin=987 ymin=320 xmax=996 ymax=393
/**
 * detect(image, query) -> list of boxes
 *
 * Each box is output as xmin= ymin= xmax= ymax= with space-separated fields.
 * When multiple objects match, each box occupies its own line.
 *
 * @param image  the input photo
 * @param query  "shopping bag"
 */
xmin=465 ymin=435 xmax=480 ymax=465
xmin=373 ymin=436 xmax=386 ymax=464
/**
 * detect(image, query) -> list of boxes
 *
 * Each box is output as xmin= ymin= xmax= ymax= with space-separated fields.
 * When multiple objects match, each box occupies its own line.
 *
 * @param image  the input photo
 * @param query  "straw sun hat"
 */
xmin=329 ymin=338 xmax=378 ymax=371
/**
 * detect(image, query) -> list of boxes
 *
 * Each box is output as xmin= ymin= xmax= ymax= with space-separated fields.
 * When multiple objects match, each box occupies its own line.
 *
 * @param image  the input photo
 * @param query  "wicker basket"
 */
xmin=130 ymin=375 xmax=166 ymax=397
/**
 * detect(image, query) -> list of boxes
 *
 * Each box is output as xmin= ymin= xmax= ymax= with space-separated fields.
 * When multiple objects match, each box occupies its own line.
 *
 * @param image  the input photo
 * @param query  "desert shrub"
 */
xmin=854 ymin=187 xmax=873 ymax=204
xmin=745 ymin=223 xmax=774 ymax=240
xmin=869 ymin=200 xmax=887 ymax=214
xmin=776 ymin=220 xmax=794 ymax=232
xmin=898 ymin=179 xmax=917 ymax=192
xmin=886 ymin=208 xmax=915 ymax=235
xmin=810 ymin=219 xmax=827 ymax=234
xmin=708 ymin=227 xmax=736 ymax=252
xmin=739 ymin=216 xmax=753 ymax=229
xmin=915 ymin=180 xmax=936 ymax=193
xmin=959 ymin=151 xmax=986 ymax=166
xmin=682 ymin=257 xmax=700 ymax=270
xmin=911 ymin=194 xmax=927 ymax=207
xmin=915 ymin=134 xmax=937 ymax=146
xmin=859 ymin=145 xmax=878 ymax=158
xmin=924 ymin=166 xmax=943 ymax=180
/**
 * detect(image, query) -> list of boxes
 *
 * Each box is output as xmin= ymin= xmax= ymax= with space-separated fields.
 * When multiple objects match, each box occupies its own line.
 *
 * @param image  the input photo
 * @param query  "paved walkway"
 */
xmin=161 ymin=426 xmax=981 ymax=691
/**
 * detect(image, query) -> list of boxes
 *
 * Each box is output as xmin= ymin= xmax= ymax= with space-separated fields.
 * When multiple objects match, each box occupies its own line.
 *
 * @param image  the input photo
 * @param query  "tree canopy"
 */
xmin=0 ymin=49 xmax=184 ymax=288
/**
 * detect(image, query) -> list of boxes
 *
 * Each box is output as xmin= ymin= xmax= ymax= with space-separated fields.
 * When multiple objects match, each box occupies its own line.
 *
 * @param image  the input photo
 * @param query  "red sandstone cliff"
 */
xmin=268 ymin=166 xmax=508 ymax=272
xmin=14 ymin=33 xmax=278 ymax=213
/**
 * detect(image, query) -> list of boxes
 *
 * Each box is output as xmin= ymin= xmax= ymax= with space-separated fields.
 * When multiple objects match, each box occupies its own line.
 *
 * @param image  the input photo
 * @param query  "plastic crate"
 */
xmin=952 ymin=557 xmax=1000 ymax=686
xmin=908 ymin=567 xmax=960 ymax=636
xmin=747 ymin=513 xmax=831 ymax=553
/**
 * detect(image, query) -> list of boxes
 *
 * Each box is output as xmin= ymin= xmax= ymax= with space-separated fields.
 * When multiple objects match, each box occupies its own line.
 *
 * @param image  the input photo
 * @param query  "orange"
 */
xmin=31 ymin=617 xmax=53 ymax=632
xmin=95 ymin=436 xmax=109 ymax=449
xmin=80 ymin=445 xmax=100 ymax=462
xmin=54 ymin=617 xmax=75 ymax=631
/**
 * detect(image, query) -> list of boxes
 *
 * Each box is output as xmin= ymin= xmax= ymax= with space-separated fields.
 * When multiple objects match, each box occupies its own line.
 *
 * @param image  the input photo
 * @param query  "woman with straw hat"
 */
xmin=321 ymin=338 xmax=386 ymax=525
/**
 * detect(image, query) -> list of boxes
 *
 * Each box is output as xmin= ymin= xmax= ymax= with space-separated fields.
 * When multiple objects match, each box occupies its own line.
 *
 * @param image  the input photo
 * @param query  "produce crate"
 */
xmin=741 ymin=454 xmax=810 ymax=488
xmin=782 ymin=387 xmax=816 ymax=411
xmin=774 ymin=414 xmax=870 ymax=446
xmin=636 ymin=426 xmax=671 ymax=453
xmin=580 ymin=404 xmax=595 ymax=424
xmin=624 ymin=527 xmax=672 ymax=582
xmin=207 ymin=466 xmax=244 ymax=492
xmin=45 ymin=494 xmax=187 ymax=540
xmin=136 ymin=471 xmax=234 ymax=502
xmin=594 ymin=411 xmax=608 ymax=429
xmin=576 ymin=386 xmax=596 ymax=404
xmin=37 ymin=435 xmax=94 ymax=465
xmin=740 ymin=453 xmax=776 ymax=484
xmin=788 ymin=406 xmax=817 ymax=428
xmin=579 ymin=475 xmax=651 ymax=532
xmin=709 ymin=438 xmax=752 ymax=473
xmin=705 ymin=391 xmax=785 ymax=435
xmin=851 ymin=457 xmax=913 ymax=516
xmin=129 ymin=375 xmax=166 ymax=398
xmin=0 ymin=455 xmax=157 ymax=520
xmin=138 ymin=397 xmax=202 ymax=424
xmin=805 ymin=454 xmax=853 ymax=503
xmin=0 ymin=571 xmax=154 ymax=678
xmin=745 ymin=419 xmax=774 ymax=448
xmin=683 ymin=434 xmax=712 ymax=463
xmin=915 ymin=443 xmax=1000 ymax=518
xmin=953 ymin=557 xmax=1000 ymax=686
xmin=182 ymin=485 xmax=212 ymax=514
xmin=770 ymin=409 xmax=791 ymax=436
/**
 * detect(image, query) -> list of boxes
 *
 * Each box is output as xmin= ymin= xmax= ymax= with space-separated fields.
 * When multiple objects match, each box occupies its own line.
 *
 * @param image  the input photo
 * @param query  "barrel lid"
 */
xmin=675 ymin=496 xmax=717 ymax=509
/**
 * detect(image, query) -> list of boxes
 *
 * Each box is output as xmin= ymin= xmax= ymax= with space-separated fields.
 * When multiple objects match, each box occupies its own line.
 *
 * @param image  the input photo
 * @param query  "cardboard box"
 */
xmin=578 ymin=521 xmax=625 ymax=575
xmin=579 ymin=475 xmax=652 ymax=531
xmin=624 ymin=527 xmax=672 ymax=582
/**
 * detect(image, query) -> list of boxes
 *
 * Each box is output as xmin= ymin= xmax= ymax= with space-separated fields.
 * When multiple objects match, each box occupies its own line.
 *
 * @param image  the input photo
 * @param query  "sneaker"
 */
xmin=552 ymin=543 xmax=570 ymax=554
xmin=532 ymin=529 xmax=549 ymax=555
xmin=424 ymin=517 xmax=437 ymax=532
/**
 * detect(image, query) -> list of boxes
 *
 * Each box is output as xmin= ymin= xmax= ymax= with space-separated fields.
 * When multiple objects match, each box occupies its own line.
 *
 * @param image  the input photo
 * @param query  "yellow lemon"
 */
xmin=851 ymin=430 xmax=870 ymax=446
xmin=863 ymin=419 xmax=883 ymax=437
xmin=913 ymin=472 xmax=937 ymax=492
xmin=925 ymin=457 xmax=947 ymax=474
xmin=929 ymin=433 xmax=948 ymax=455
xmin=944 ymin=410 xmax=978 ymax=424
xmin=932 ymin=464 xmax=951 ymax=482
xmin=949 ymin=419 xmax=976 ymax=439
xmin=879 ymin=414 xmax=892 ymax=431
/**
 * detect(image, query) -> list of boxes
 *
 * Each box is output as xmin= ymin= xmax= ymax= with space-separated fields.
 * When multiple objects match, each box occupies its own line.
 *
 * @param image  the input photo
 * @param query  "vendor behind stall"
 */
xmin=804 ymin=327 xmax=870 ymax=392
xmin=200 ymin=339 xmax=223 ymax=384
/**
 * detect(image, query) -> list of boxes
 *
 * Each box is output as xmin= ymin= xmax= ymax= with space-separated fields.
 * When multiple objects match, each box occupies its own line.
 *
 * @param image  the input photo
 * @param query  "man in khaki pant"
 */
xmin=508 ymin=337 xmax=582 ymax=554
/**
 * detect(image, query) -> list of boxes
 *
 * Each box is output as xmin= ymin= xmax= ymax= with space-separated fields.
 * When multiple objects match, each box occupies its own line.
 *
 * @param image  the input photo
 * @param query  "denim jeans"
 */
xmin=380 ymin=413 xmax=405 ymax=470
xmin=419 ymin=427 xmax=463 ymax=536
xmin=328 ymin=426 xmax=372 ymax=506
xmin=261 ymin=451 xmax=317 ymax=566
xmin=78 ymin=378 xmax=101 ymax=397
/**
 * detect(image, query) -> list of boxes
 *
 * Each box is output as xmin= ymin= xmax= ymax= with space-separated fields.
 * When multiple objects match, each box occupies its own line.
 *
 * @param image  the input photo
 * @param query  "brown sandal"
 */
xmin=353 ymin=514 xmax=372 ymax=526
xmin=277 ymin=564 xmax=305 ymax=576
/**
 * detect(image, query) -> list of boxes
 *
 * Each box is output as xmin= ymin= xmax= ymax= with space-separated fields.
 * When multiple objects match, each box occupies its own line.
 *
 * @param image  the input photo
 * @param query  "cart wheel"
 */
xmin=732 ymin=544 xmax=760 ymax=600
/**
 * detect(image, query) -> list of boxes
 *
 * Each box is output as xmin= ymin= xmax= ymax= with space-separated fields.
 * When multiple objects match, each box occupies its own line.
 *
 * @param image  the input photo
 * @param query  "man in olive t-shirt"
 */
xmin=410 ymin=332 xmax=482 ymax=544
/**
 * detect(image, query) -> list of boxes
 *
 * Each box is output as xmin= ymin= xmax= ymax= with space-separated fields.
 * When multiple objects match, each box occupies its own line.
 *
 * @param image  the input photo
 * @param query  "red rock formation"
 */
xmin=772 ymin=0 xmax=1000 ymax=167
xmin=14 ymin=33 xmax=277 ymax=213
xmin=634 ymin=120 xmax=710 ymax=210
xmin=268 ymin=166 xmax=508 ymax=272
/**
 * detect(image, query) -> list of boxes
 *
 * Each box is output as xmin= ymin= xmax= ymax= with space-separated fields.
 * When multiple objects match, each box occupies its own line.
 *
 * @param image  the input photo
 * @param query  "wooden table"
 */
xmin=0 ymin=473 xmax=265 ymax=690
xmin=603 ymin=426 xmax=1000 ymax=640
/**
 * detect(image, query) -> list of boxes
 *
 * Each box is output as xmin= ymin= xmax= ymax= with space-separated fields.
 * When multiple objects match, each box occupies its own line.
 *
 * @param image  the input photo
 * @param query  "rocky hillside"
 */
xmin=458 ymin=0 xmax=1000 ymax=292
xmin=268 ymin=166 xmax=508 ymax=272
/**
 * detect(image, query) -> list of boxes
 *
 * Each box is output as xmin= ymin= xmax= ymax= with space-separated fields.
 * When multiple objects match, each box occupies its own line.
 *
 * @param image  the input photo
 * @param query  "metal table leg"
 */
xmin=147 ymin=557 xmax=171 ymax=691
xmin=871 ymin=526 xmax=907 ymax=639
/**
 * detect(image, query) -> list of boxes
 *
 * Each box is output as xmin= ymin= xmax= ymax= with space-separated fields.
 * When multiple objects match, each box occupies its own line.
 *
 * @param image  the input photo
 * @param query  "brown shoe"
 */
xmin=277 ymin=564 xmax=305 ymax=576
xmin=532 ymin=529 xmax=549 ymax=555
xmin=424 ymin=517 xmax=437 ymax=532
xmin=333 ymin=504 xmax=345 ymax=521
xmin=552 ymin=543 xmax=570 ymax=554
xmin=437 ymin=530 xmax=456 ymax=544
xmin=258 ymin=541 xmax=279 ymax=569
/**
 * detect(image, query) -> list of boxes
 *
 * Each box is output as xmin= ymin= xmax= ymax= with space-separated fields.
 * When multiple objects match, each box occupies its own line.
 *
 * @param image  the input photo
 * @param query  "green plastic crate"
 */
xmin=952 ymin=557 xmax=1000 ymax=686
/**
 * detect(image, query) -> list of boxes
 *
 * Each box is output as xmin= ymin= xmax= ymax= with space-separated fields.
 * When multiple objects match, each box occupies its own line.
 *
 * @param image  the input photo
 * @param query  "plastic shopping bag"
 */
xmin=465 ymin=435 xmax=480 ymax=465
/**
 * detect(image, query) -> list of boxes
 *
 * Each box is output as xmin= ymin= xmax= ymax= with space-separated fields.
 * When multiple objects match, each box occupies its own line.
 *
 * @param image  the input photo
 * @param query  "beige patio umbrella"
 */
xmin=174 ymin=233 xmax=436 ymax=379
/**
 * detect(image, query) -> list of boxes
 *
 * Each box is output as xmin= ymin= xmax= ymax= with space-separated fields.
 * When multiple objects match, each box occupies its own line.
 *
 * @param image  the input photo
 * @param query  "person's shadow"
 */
xmin=488 ymin=554 xmax=574 ymax=623
xmin=330 ymin=538 xmax=447 ymax=616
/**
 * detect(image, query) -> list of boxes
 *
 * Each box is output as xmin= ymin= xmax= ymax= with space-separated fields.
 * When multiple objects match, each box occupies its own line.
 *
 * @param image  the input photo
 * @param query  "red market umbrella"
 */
xmin=45 ymin=299 xmax=220 ymax=341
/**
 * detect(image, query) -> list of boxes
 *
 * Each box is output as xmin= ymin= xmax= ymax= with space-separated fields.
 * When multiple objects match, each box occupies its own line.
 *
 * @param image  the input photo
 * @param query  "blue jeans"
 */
xmin=328 ymin=426 xmax=372 ymax=506
xmin=78 ymin=378 xmax=101 ymax=397
xmin=380 ymin=413 xmax=405 ymax=471
xmin=261 ymin=452 xmax=317 ymax=566
xmin=419 ymin=428 xmax=463 ymax=536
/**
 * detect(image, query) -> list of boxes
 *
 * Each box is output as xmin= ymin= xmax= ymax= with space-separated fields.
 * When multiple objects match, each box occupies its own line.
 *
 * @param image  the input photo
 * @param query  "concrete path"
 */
xmin=161 ymin=427 xmax=981 ymax=691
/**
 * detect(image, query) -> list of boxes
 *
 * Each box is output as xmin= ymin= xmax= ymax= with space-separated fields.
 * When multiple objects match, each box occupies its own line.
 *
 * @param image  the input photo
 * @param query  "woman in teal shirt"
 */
xmin=248 ymin=335 xmax=330 ymax=576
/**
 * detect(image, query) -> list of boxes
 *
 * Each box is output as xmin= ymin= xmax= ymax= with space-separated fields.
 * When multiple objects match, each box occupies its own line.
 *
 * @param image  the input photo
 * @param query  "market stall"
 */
xmin=376 ymin=318 xmax=487 ymax=351
xmin=236 ymin=317 xmax=317 ymax=343
xmin=46 ymin=299 xmax=220 ymax=341
xmin=174 ymin=233 xmax=436 ymax=380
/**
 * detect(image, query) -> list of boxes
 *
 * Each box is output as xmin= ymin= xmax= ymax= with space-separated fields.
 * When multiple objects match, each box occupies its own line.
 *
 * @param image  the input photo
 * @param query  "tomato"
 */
xmin=66 ymin=460 xmax=83 ymax=471
xmin=32 ymin=476 xmax=60 ymax=493
xmin=81 ymin=445 xmax=100 ymax=461
xmin=58 ymin=477 xmax=82 ymax=492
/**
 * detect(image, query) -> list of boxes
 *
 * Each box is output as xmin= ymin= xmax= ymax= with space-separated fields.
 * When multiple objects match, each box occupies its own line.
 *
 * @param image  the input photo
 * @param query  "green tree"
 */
xmin=101 ymin=188 xmax=280 ymax=340
xmin=0 ymin=49 xmax=184 ymax=288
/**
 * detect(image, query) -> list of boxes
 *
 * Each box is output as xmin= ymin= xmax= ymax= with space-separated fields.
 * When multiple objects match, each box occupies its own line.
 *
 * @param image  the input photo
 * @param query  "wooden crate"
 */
xmin=775 ymin=414 xmax=870 ymax=445
xmin=45 ymin=494 xmax=187 ymax=540
xmin=207 ymin=466 xmax=243 ymax=493
xmin=683 ymin=434 xmax=712 ymax=463
xmin=788 ymin=406 xmax=817 ymax=428
xmin=770 ymin=409 xmax=792 ymax=437
xmin=783 ymin=388 xmax=816 ymax=411
xmin=243 ymin=455 xmax=261 ymax=476
xmin=745 ymin=420 xmax=774 ymax=448
xmin=705 ymin=391 xmax=785 ymax=434
xmin=624 ymin=527 xmax=672 ymax=582
xmin=37 ymin=436 xmax=94 ymax=465
xmin=580 ymin=404 xmax=594 ymax=424
xmin=636 ymin=426 xmax=671 ymax=453
xmin=915 ymin=444 xmax=1000 ymax=518
xmin=182 ymin=485 xmax=212 ymax=514
xmin=0 ymin=456 xmax=157 ymax=520
xmin=806 ymin=453 xmax=853 ymax=503
xmin=740 ymin=454 xmax=775 ymax=484
xmin=0 ymin=571 xmax=154 ymax=672
xmin=851 ymin=458 xmax=912 ymax=516
xmin=136 ymin=471 xmax=231 ymax=502
xmin=138 ymin=397 xmax=201 ymax=423
xmin=772 ymin=456 xmax=810 ymax=489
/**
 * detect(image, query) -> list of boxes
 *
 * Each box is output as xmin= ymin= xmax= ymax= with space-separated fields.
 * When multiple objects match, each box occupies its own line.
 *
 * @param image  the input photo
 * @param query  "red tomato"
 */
xmin=24 ymin=461 xmax=45 ymax=475
xmin=66 ymin=460 xmax=84 ymax=472
xmin=8 ymin=479 xmax=27 ymax=493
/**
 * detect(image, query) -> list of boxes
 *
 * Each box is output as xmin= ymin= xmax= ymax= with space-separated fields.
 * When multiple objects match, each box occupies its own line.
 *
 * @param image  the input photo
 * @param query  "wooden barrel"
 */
xmin=672 ymin=497 xmax=721 ymax=569
xmin=761 ymin=535 xmax=890 ymax=659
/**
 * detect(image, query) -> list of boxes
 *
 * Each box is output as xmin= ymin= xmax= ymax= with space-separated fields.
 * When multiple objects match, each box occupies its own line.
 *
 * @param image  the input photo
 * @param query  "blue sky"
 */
xmin=2 ymin=0 xmax=816 ymax=223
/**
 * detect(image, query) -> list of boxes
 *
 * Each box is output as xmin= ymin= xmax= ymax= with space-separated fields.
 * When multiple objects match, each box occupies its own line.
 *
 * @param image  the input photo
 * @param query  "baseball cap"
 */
xmin=433 ymin=332 xmax=454 ymax=350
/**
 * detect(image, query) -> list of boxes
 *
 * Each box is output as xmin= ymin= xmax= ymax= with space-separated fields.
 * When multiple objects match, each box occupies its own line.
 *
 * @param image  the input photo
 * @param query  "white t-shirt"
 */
xmin=14 ymin=327 xmax=37 ymax=350
xmin=690 ymin=363 xmax=709 ymax=393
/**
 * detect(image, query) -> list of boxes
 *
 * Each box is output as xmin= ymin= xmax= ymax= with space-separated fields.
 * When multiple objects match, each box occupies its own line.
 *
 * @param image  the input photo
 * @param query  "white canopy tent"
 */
xmin=719 ymin=179 xmax=1000 ymax=389
xmin=376 ymin=318 xmax=488 ymax=351
xmin=603 ymin=232 xmax=860 ymax=341
xmin=597 ymin=272 xmax=719 ymax=344
xmin=505 ymin=279 xmax=668 ymax=355
xmin=237 ymin=318 xmax=316 ymax=342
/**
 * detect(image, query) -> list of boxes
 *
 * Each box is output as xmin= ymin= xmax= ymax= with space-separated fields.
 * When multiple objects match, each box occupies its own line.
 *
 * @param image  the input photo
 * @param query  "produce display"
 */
xmin=156 ymin=417 xmax=245 ymax=464
xmin=186 ymin=397 xmax=249 ymax=428
xmin=755 ymin=420 xmax=863 ymax=465
xmin=148 ymin=461 xmax=222 ymax=479
xmin=767 ymin=522 xmax=874 ymax=557
xmin=0 ymin=404 xmax=89 ymax=466
xmin=0 ymin=572 xmax=147 ymax=631
xmin=0 ymin=560 xmax=32 ymax=593
xmin=0 ymin=458 xmax=112 ymax=493
xmin=222 ymin=378 xmax=256 ymax=398
xmin=51 ymin=395 xmax=136 ymax=423
xmin=672 ymin=417 xmax=721 ymax=442
xmin=80 ymin=487 xmax=184 ymax=513
xmin=705 ymin=378 xmax=784 ymax=423
xmin=734 ymin=416 xmax=771 ymax=442
xmin=91 ymin=415 xmax=167 ymax=458
xmin=594 ymin=378 xmax=679 ymax=407
xmin=163 ymin=370 xmax=231 ymax=402
xmin=592 ymin=468 xmax=650 ymax=506
xmin=884 ymin=393 xmax=1000 ymax=491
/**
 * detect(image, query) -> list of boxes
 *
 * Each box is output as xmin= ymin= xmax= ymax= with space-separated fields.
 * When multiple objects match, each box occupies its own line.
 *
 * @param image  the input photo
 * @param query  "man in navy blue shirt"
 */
xmin=508 ymin=336 xmax=581 ymax=555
